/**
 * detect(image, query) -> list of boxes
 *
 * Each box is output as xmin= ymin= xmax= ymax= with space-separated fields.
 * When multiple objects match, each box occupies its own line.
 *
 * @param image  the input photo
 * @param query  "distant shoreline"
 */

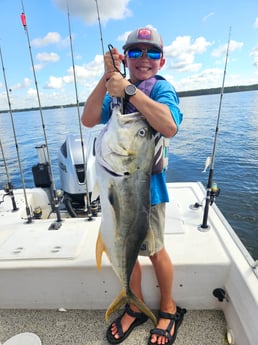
xmin=177 ymin=83 xmax=258 ymax=98
xmin=1 ymin=83 xmax=258 ymax=114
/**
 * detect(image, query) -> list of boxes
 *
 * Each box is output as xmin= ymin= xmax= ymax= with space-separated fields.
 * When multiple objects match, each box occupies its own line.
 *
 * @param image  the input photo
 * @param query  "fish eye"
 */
xmin=138 ymin=128 xmax=147 ymax=137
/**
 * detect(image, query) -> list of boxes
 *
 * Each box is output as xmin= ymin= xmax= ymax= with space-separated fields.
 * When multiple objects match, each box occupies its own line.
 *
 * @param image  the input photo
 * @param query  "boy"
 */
xmin=81 ymin=27 xmax=185 ymax=345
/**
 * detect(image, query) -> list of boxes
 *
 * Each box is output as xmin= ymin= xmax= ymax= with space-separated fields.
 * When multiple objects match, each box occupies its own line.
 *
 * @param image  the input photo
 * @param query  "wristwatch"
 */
xmin=124 ymin=84 xmax=137 ymax=102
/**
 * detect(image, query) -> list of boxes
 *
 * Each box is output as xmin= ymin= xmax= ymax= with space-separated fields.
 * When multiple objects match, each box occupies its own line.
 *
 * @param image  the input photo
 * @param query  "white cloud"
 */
xmin=31 ymin=32 xmax=62 ymax=47
xmin=165 ymin=36 xmax=212 ymax=57
xmin=34 ymin=64 xmax=44 ymax=71
xmin=254 ymin=17 xmax=258 ymax=28
xmin=36 ymin=52 xmax=60 ymax=63
xmin=11 ymin=78 xmax=31 ymax=91
xmin=173 ymin=65 xmax=256 ymax=92
xmin=175 ymin=67 xmax=223 ymax=91
xmin=164 ymin=36 xmax=212 ymax=72
xmin=27 ymin=88 xmax=37 ymax=97
xmin=202 ymin=12 xmax=215 ymax=22
xmin=46 ymin=76 xmax=64 ymax=89
xmin=117 ymin=31 xmax=131 ymax=43
xmin=45 ymin=54 xmax=104 ymax=90
xmin=250 ymin=45 xmax=258 ymax=67
xmin=212 ymin=40 xmax=243 ymax=58
xmin=32 ymin=53 xmax=60 ymax=72
xmin=53 ymin=0 xmax=132 ymax=23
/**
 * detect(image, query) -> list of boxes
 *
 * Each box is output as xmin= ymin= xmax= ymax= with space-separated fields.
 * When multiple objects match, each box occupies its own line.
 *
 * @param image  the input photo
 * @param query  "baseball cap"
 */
xmin=123 ymin=27 xmax=163 ymax=52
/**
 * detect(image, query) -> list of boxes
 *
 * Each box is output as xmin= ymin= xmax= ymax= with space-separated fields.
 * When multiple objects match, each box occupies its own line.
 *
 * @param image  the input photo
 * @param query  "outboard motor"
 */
xmin=58 ymin=125 xmax=104 ymax=217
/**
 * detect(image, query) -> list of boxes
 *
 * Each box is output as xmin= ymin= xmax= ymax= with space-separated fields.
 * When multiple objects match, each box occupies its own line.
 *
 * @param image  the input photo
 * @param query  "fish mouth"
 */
xmin=111 ymin=147 xmax=136 ymax=157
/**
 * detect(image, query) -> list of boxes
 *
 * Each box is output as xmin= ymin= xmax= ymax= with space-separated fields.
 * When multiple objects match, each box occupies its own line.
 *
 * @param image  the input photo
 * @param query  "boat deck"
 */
xmin=1 ymin=182 xmax=257 ymax=345
xmin=0 ymin=309 xmax=227 ymax=345
xmin=0 ymin=182 xmax=231 ymax=311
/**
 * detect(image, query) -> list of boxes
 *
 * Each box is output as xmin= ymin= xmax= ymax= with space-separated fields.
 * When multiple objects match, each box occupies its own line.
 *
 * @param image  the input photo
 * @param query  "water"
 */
xmin=0 ymin=91 xmax=257 ymax=259
xmin=167 ymin=91 xmax=258 ymax=259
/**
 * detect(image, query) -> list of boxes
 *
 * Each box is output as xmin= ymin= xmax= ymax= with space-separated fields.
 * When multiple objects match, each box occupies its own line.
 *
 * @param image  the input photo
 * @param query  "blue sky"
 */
xmin=0 ymin=0 xmax=257 ymax=110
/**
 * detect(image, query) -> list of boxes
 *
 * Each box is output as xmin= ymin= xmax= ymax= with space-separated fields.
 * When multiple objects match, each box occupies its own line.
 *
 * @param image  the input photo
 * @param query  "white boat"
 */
xmin=0 ymin=129 xmax=257 ymax=345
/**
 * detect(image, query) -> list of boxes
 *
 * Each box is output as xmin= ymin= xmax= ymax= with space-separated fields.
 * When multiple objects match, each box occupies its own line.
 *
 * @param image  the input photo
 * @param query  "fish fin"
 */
xmin=127 ymin=290 xmax=157 ymax=326
xmin=105 ymin=288 xmax=157 ymax=326
xmin=96 ymin=231 xmax=105 ymax=271
xmin=108 ymin=185 xmax=120 ymax=232
xmin=105 ymin=288 xmax=127 ymax=321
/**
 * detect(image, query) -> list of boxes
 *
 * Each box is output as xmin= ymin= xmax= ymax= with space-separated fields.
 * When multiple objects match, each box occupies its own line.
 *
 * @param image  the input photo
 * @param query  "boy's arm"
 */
xmin=81 ymin=47 xmax=122 ymax=128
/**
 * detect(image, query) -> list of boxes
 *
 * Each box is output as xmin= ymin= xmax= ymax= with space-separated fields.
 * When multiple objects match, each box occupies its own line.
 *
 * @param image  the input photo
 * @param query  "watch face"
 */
xmin=126 ymin=84 xmax=136 ymax=95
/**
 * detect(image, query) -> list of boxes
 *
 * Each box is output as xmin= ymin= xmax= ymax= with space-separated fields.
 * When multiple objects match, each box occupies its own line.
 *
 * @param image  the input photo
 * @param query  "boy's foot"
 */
xmin=148 ymin=306 xmax=186 ymax=345
xmin=106 ymin=304 xmax=148 ymax=344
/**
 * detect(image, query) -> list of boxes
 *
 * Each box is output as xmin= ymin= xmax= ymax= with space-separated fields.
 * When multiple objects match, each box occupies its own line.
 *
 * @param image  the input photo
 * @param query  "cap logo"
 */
xmin=137 ymin=28 xmax=152 ymax=41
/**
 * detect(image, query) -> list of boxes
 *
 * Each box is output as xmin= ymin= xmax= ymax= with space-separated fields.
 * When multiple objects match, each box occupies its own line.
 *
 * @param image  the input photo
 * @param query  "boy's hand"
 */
xmin=104 ymin=47 xmax=124 ymax=80
xmin=106 ymin=72 xmax=130 ymax=98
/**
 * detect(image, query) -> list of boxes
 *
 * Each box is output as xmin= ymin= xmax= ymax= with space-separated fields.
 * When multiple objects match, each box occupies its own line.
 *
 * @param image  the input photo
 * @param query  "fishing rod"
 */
xmin=0 ymin=46 xmax=32 ymax=222
xmin=0 ymin=137 xmax=18 ymax=211
xmin=66 ymin=1 xmax=93 ymax=220
xmin=96 ymin=0 xmax=126 ymax=106
xmin=200 ymin=27 xmax=231 ymax=230
xmin=95 ymin=0 xmax=105 ymax=56
xmin=20 ymin=0 xmax=62 ymax=225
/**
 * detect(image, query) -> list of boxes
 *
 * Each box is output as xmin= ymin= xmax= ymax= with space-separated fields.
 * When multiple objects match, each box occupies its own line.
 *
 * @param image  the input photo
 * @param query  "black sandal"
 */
xmin=148 ymin=306 xmax=186 ymax=345
xmin=106 ymin=304 xmax=148 ymax=344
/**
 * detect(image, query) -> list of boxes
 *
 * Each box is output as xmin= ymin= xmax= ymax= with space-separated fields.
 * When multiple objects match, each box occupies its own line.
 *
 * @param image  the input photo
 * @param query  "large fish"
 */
xmin=95 ymin=105 xmax=157 ymax=325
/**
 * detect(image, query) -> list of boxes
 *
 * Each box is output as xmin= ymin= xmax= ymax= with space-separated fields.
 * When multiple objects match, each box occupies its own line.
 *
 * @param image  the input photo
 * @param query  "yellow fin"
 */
xmin=128 ymin=290 xmax=157 ymax=326
xmin=96 ymin=231 xmax=105 ymax=270
xmin=105 ymin=288 xmax=157 ymax=326
xmin=105 ymin=288 xmax=127 ymax=321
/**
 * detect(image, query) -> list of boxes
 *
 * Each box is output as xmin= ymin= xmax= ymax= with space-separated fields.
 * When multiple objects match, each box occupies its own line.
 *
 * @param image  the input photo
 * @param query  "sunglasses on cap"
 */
xmin=126 ymin=47 xmax=162 ymax=60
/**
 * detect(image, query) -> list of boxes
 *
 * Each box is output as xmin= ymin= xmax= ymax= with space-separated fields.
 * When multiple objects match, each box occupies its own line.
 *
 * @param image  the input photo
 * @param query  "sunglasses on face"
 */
xmin=126 ymin=48 xmax=162 ymax=60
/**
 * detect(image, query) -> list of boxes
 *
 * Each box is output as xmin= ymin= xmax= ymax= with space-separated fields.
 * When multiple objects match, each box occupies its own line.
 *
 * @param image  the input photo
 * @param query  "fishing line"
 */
xmin=107 ymin=44 xmax=126 ymax=112
xmin=200 ymin=27 xmax=231 ymax=230
xmin=0 ymin=46 xmax=31 ymax=221
xmin=20 ymin=0 xmax=62 ymax=224
xmin=66 ymin=0 xmax=92 ymax=220
xmin=108 ymin=44 xmax=126 ymax=78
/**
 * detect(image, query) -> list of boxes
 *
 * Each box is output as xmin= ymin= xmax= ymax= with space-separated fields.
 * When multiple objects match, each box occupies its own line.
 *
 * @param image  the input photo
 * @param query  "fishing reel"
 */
xmin=0 ymin=182 xmax=19 ymax=211
xmin=3 ymin=182 xmax=14 ymax=194
xmin=191 ymin=181 xmax=220 ymax=210
xmin=210 ymin=182 xmax=220 ymax=205
xmin=33 ymin=206 xmax=43 ymax=220
xmin=53 ymin=189 xmax=64 ymax=204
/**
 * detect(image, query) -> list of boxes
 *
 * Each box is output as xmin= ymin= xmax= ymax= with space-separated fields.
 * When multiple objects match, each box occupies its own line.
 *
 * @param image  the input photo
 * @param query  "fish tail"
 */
xmin=105 ymin=288 xmax=127 ymax=321
xmin=127 ymin=290 xmax=157 ymax=326
xmin=105 ymin=288 xmax=157 ymax=326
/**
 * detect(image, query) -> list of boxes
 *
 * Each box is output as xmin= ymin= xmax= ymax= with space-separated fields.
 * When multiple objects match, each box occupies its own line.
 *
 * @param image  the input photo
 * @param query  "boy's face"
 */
xmin=125 ymin=44 xmax=165 ymax=83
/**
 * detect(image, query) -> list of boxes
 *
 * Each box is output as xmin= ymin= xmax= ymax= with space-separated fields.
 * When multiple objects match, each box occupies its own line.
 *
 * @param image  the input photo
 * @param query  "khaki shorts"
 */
xmin=139 ymin=203 xmax=166 ymax=257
